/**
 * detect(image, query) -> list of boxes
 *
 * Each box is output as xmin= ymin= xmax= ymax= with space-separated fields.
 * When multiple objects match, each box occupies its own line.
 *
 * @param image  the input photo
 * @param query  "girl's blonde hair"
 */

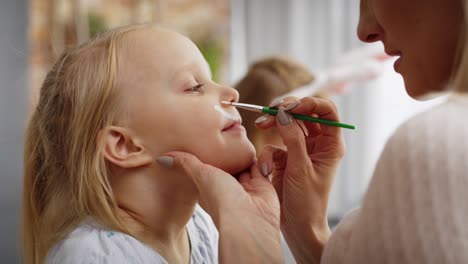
xmin=22 ymin=24 xmax=148 ymax=264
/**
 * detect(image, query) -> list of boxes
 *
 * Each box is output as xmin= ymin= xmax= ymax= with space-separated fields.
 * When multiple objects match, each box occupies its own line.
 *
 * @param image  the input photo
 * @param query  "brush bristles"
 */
xmin=221 ymin=101 xmax=232 ymax=105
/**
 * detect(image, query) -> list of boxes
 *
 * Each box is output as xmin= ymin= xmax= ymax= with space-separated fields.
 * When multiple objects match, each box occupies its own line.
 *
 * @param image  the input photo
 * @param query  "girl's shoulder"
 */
xmin=44 ymin=220 xmax=166 ymax=264
xmin=186 ymin=205 xmax=219 ymax=264
xmin=191 ymin=204 xmax=218 ymax=237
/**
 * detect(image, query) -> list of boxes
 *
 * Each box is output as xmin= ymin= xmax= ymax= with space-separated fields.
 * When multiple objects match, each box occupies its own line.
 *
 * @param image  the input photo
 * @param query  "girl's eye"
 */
xmin=187 ymin=83 xmax=204 ymax=93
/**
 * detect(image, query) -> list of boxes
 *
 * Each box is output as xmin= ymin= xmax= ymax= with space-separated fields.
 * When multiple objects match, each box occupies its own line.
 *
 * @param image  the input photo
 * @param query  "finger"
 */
xmin=271 ymin=149 xmax=288 ymax=204
xmin=269 ymin=96 xmax=299 ymax=108
xmin=304 ymin=119 xmax=322 ymax=138
xmin=297 ymin=120 xmax=309 ymax=137
xmin=298 ymin=112 xmax=321 ymax=138
xmin=258 ymin=145 xmax=287 ymax=202
xmin=254 ymin=114 xmax=275 ymax=129
xmin=271 ymin=147 xmax=288 ymax=171
xmin=292 ymin=97 xmax=339 ymax=119
xmin=250 ymin=160 xmax=268 ymax=181
xmin=257 ymin=144 xmax=286 ymax=176
xmin=255 ymin=97 xmax=300 ymax=129
xmin=238 ymin=171 xmax=251 ymax=184
xmin=238 ymin=163 xmax=271 ymax=192
xmin=275 ymin=108 xmax=313 ymax=172
xmin=291 ymin=97 xmax=342 ymax=136
xmin=305 ymin=136 xmax=317 ymax=154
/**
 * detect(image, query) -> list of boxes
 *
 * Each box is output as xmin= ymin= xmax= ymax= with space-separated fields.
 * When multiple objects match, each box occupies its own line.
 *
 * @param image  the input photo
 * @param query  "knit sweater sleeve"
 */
xmin=321 ymin=98 xmax=468 ymax=264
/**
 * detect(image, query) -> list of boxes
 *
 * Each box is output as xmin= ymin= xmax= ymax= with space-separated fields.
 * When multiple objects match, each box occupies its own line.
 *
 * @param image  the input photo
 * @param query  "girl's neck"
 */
xmin=111 ymin=164 xmax=198 ymax=258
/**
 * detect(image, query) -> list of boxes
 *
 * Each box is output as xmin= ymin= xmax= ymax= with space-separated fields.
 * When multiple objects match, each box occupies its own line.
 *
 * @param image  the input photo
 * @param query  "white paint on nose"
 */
xmin=214 ymin=104 xmax=239 ymax=121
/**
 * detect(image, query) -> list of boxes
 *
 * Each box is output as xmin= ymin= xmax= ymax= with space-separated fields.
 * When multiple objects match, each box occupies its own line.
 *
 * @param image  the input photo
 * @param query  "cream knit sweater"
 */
xmin=322 ymin=95 xmax=468 ymax=264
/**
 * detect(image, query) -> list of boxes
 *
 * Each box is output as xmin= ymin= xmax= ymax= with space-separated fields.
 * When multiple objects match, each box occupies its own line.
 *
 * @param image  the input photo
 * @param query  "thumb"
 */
xmin=258 ymin=145 xmax=287 ymax=202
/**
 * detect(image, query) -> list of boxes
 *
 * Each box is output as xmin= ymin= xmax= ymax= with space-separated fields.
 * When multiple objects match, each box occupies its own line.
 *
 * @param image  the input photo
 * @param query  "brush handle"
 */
xmin=262 ymin=107 xmax=356 ymax=130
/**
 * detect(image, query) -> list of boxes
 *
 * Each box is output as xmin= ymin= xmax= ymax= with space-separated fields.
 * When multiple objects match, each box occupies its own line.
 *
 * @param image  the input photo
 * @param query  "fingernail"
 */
xmin=278 ymin=107 xmax=293 ymax=126
xmin=284 ymin=101 xmax=300 ymax=111
xmin=255 ymin=115 xmax=269 ymax=124
xmin=269 ymin=98 xmax=284 ymax=107
xmin=157 ymin=156 xmax=174 ymax=168
xmin=261 ymin=162 xmax=270 ymax=176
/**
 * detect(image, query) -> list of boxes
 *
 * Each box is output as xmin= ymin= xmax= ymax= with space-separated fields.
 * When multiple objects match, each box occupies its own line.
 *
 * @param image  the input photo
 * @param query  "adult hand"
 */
xmin=255 ymin=96 xmax=346 ymax=264
xmin=157 ymin=152 xmax=284 ymax=264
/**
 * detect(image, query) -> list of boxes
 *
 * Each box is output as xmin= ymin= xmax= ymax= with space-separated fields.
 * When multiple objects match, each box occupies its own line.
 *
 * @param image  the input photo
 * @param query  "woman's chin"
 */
xmin=405 ymin=77 xmax=450 ymax=100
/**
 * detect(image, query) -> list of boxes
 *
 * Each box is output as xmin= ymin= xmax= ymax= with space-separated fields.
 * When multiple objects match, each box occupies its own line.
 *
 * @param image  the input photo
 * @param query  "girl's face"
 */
xmin=119 ymin=28 xmax=255 ymax=174
xmin=357 ymin=0 xmax=463 ymax=98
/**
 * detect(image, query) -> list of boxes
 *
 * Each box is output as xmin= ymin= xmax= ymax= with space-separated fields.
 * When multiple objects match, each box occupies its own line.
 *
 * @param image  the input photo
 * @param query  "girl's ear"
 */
xmin=97 ymin=126 xmax=153 ymax=169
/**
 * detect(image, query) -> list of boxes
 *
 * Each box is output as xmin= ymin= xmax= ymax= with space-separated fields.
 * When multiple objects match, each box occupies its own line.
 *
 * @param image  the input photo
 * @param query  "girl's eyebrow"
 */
xmin=171 ymin=60 xmax=212 ymax=81
xmin=170 ymin=63 xmax=196 ymax=82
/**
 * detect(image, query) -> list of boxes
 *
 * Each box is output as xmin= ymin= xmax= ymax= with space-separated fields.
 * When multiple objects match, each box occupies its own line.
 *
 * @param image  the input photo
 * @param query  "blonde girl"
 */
xmin=23 ymin=24 xmax=255 ymax=263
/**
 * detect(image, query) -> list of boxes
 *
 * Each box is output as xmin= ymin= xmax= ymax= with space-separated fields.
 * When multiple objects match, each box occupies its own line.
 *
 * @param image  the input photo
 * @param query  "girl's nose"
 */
xmin=219 ymin=85 xmax=239 ymax=104
xmin=357 ymin=0 xmax=383 ymax=43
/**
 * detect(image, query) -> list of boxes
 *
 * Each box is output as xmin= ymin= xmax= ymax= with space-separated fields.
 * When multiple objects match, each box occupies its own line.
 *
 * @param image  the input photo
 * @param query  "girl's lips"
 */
xmin=222 ymin=121 xmax=244 ymax=132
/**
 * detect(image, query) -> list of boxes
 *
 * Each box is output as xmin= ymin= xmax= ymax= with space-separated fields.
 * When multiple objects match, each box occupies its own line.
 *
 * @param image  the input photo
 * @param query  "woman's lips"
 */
xmin=385 ymin=49 xmax=402 ymax=73
xmin=394 ymin=57 xmax=402 ymax=72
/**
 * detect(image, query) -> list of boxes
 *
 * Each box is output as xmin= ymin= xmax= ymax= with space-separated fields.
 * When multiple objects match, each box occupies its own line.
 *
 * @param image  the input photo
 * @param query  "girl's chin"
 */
xmin=218 ymin=149 xmax=255 ymax=175
xmin=224 ymin=157 xmax=255 ymax=176
xmin=193 ymin=140 xmax=257 ymax=175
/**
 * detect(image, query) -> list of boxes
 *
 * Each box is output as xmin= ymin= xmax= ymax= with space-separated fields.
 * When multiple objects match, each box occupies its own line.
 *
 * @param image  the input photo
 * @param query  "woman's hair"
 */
xmin=22 ymin=24 xmax=148 ymax=264
xmin=453 ymin=0 xmax=468 ymax=92
xmin=234 ymin=56 xmax=316 ymax=149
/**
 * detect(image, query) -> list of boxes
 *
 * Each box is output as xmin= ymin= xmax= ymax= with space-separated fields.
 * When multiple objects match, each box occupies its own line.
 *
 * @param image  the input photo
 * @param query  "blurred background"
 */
xmin=0 ymin=0 xmax=442 ymax=262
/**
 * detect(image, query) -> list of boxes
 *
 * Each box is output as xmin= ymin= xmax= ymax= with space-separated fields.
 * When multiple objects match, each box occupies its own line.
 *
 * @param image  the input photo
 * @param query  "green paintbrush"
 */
xmin=221 ymin=101 xmax=355 ymax=130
